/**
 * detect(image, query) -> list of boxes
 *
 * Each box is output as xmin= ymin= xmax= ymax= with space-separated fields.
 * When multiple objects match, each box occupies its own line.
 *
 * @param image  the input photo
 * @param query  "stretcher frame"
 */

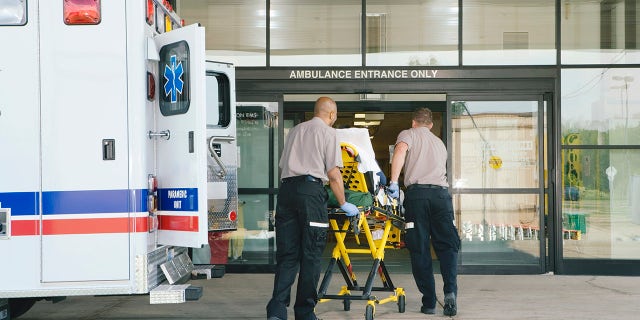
xmin=317 ymin=142 xmax=406 ymax=320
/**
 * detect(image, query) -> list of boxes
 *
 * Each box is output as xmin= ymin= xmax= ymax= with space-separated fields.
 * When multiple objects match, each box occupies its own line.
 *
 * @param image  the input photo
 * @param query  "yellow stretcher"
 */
xmin=318 ymin=141 xmax=406 ymax=320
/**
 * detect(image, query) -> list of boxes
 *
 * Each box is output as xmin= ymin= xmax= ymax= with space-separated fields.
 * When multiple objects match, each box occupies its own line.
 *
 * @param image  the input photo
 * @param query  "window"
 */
xmin=206 ymin=72 xmax=231 ymax=128
xmin=463 ymin=0 xmax=555 ymax=65
xmin=561 ymin=68 xmax=640 ymax=259
xmin=366 ymin=0 xmax=458 ymax=66
xmin=270 ymin=0 xmax=361 ymax=66
xmin=159 ymin=41 xmax=190 ymax=116
xmin=562 ymin=0 xmax=640 ymax=64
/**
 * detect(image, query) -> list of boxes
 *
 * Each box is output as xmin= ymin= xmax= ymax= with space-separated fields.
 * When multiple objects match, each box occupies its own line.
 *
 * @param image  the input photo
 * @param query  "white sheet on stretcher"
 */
xmin=336 ymin=128 xmax=382 ymax=174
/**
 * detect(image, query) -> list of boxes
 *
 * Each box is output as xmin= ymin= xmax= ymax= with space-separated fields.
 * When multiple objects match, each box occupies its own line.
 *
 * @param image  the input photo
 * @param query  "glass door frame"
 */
xmin=227 ymin=95 xmax=283 ymax=273
xmin=447 ymin=93 xmax=549 ymax=274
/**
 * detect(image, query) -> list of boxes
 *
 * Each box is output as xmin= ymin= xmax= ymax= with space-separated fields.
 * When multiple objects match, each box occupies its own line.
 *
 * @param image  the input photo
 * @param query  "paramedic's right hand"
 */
xmin=388 ymin=181 xmax=399 ymax=199
xmin=340 ymin=202 xmax=359 ymax=217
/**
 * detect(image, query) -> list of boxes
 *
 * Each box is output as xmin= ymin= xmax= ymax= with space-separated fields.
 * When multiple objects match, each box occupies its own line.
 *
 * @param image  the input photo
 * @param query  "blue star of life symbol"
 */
xmin=163 ymin=55 xmax=184 ymax=103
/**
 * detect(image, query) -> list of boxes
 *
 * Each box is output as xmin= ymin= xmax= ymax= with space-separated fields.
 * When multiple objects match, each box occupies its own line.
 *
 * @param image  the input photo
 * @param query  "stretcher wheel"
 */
xmin=342 ymin=294 xmax=351 ymax=311
xmin=365 ymin=304 xmax=375 ymax=320
xmin=398 ymin=294 xmax=406 ymax=313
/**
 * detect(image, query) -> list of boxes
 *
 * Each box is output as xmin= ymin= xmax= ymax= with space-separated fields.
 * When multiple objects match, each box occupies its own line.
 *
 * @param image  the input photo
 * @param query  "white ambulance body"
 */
xmin=0 ymin=0 xmax=238 ymax=317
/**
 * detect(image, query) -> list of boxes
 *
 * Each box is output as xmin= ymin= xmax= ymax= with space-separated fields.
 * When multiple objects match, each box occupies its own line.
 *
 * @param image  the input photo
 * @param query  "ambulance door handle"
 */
xmin=102 ymin=139 xmax=115 ymax=160
xmin=209 ymin=135 xmax=235 ymax=143
xmin=148 ymin=130 xmax=170 ymax=140
xmin=208 ymin=136 xmax=227 ymax=178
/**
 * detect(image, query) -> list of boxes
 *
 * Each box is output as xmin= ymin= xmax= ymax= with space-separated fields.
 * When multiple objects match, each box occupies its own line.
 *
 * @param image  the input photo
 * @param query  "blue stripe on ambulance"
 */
xmin=0 ymin=189 xmax=150 ymax=215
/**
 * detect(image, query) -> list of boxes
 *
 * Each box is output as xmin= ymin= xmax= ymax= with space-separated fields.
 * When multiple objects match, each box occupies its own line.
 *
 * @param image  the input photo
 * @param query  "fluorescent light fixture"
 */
xmin=354 ymin=113 xmax=366 ymax=119
xmin=359 ymin=93 xmax=383 ymax=101
xmin=354 ymin=121 xmax=381 ymax=127
xmin=365 ymin=113 xmax=384 ymax=121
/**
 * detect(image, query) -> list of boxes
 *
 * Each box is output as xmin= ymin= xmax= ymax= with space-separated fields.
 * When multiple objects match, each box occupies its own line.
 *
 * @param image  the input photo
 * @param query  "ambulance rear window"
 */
xmin=159 ymin=40 xmax=190 ymax=116
xmin=210 ymin=72 xmax=231 ymax=128
xmin=0 ymin=0 xmax=27 ymax=26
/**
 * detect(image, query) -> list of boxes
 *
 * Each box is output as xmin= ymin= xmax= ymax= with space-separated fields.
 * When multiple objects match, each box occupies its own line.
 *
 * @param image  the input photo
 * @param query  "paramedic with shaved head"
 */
xmin=267 ymin=96 xmax=359 ymax=320
xmin=388 ymin=107 xmax=461 ymax=316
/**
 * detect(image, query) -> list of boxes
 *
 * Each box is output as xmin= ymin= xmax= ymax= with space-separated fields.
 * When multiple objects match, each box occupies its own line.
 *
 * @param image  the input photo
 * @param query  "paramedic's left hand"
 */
xmin=340 ymin=202 xmax=359 ymax=217
xmin=388 ymin=182 xmax=399 ymax=199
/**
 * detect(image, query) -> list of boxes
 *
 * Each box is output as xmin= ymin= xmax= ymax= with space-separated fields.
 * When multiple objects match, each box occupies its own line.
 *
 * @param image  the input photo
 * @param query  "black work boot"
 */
xmin=420 ymin=306 xmax=436 ymax=314
xmin=443 ymin=292 xmax=457 ymax=316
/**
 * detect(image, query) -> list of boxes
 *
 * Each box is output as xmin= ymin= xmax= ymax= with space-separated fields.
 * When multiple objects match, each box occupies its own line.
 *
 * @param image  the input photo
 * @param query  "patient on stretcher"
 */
xmin=327 ymin=128 xmax=392 ymax=210
xmin=326 ymin=128 xmax=404 ymax=247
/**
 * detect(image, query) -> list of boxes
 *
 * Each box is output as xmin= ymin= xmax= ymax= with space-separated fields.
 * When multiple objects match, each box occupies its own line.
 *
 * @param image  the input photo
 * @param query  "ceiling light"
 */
xmin=354 ymin=120 xmax=381 ymax=127
xmin=365 ymin=113 xmax=384 ymax=121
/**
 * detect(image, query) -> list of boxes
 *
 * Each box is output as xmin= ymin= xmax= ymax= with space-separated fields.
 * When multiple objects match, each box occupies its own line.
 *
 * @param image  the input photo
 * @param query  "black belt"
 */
xmin=281 ymin=175 xmax=322 ymax=184
xmin=407 ymin=184 xmax=447 ymax=190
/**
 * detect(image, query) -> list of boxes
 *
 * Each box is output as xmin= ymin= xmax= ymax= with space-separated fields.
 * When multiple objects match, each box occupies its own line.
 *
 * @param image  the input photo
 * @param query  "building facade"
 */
xmin=176 ymin=0 xmax=640 ymax=275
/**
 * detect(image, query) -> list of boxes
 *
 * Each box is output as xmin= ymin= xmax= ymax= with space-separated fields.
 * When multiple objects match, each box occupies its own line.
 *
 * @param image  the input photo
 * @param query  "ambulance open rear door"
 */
xmin=153 ymin=24 xmax=208 ymax=248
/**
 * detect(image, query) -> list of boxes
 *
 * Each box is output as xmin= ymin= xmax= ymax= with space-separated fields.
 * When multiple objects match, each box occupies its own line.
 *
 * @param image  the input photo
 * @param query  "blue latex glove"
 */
xmin=340 ymin=202 xmax=359 ymax=217
xmin=388 ymin=182 xmax=399 ymax=199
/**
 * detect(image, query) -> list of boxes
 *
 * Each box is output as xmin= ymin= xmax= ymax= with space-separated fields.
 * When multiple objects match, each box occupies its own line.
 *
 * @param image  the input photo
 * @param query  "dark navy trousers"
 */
xmin=266 ymin=178 xmax=328 ymax=320
xmin=403 ymin=185 xmax=460 ymax=309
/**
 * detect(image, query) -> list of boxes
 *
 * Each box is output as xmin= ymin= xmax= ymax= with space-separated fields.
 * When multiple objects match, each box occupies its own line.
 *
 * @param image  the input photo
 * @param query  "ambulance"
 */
xmin=0 ymin=1 xmax=238 ymax=318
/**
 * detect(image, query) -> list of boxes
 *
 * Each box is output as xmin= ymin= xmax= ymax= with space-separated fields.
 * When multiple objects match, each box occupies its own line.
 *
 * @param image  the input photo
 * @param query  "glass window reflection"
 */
xmin=451 ymin=100 xmax=539 ymax=189
xmin=270 ymin=0 xmax=361 ymax=66
xmin=455 ymin=193 xmax=541 ymax=266
xmin=562 ymin=69 xmax=640 ymax=145
xmin=225 ymin=195 xmax=273 ymax=264
xmin=237 ymin=104 xmax=277 ymax=188
xmin=561 ymin=149 xmax=640 ymax=259
xmin=462 ymin=0 xmax=555 ymax=65
xmin=561 ymin=0 xmax=640 ymax=64
xmin=366 ymin=0 xmax=458 ymax=66
xmin=178 ymin=1 xmax=267 ymax=66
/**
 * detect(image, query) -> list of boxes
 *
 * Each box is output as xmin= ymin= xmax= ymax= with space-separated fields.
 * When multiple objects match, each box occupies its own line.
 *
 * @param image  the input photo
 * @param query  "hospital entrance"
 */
xmin=228 ymin=93 xmax=550 ymax=275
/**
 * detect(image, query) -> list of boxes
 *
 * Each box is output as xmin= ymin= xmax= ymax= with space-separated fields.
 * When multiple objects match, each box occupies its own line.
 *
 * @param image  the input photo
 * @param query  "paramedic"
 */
xmin=267 ymin=96 xmax=359 ymax=320
xmin=388 ymin=107 xmax=460 ymax=316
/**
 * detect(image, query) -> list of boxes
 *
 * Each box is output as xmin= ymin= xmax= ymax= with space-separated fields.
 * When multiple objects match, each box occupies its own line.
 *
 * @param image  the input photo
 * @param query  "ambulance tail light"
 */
xmin=146 ymin=0 xmax=154 ymax=25
xmin=147 ymin=174 xmax=158 ymax=214
xmin=228 ymin=211 xmax=237 ymax=222
xmin=147 ymin=72 xmax=156 ymax=101
xmin=0 ymin=0 xmax=27 ymax=26
xmin=63 ymin=0 xmax=101 ymax=25
xmin=148 ymin=174 xmax=158 ymax=193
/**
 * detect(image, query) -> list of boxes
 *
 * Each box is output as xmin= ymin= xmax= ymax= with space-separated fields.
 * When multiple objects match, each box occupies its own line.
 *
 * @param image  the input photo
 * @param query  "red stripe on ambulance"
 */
xmin=11 ymin=217 xmax=150 ymax=236
xmin=158 ymin=215 xmax=199 ymax=232
xmin=12 ymin=220 xmax=40 ymax=236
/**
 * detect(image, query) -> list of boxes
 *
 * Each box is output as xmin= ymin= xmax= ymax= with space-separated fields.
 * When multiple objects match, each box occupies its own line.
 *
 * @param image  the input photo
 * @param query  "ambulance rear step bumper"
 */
xmin=149 ymin=284 xmax=203 ymax=304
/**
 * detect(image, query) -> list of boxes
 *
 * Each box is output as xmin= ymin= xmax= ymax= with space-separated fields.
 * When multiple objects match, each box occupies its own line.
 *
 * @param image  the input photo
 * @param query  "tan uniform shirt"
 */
xmin=280 ymin=117 xmax=342 ymax=183
xmin=395 ymin=126 xmax=448 ymax=187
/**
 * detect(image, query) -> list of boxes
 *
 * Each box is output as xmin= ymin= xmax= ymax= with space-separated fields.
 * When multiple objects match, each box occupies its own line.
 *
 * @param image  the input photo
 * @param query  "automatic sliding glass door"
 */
xmin=449 ymin=96 xmax=546 ymax=273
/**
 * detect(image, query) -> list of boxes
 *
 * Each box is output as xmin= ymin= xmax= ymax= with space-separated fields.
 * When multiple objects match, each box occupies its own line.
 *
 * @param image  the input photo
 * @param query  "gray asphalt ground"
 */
xmin=18 ymin=272 xmax=640 ymax=320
